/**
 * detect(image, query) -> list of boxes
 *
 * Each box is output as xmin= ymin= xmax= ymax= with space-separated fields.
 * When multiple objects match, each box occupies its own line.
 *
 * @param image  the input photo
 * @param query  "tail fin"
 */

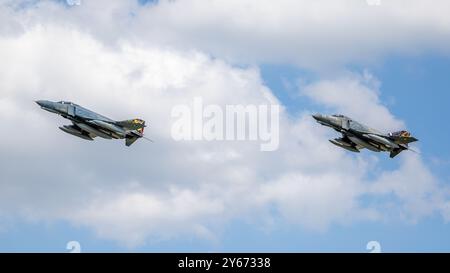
xmin=116 ymin=119 xmax=146 ymax=131
xmin=388 ymin=130 xmax=418 ymax=144
xmin=118 ymin=119 xmax=149 ymax=146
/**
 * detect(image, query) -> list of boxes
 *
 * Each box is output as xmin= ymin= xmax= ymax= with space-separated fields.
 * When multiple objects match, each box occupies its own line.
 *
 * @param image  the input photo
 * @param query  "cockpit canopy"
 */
xmin=58 ymin=101 xmax=75 ymax=106
xmin=332 ymin=114 xmax=351 ymax=120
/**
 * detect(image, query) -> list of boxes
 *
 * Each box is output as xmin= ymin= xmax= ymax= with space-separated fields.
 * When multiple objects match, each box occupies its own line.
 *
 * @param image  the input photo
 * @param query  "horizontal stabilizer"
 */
xmin=126 ymin=136 xmax=139 ymax=147
xmin=390 ymin=148 xmax=403 ymax=158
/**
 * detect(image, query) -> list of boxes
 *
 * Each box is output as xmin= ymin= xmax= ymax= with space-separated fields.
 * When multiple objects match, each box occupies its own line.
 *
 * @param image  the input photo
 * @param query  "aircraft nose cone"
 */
xmin=312 ymin=113 xmax=322 ymax=121
xmin=35 ymin=100 xmax=51 ymax=108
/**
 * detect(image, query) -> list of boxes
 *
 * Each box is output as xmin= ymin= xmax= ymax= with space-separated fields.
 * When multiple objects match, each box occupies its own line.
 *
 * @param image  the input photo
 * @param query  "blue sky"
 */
xmin=1 ymin=0 xmax=450 ymax=252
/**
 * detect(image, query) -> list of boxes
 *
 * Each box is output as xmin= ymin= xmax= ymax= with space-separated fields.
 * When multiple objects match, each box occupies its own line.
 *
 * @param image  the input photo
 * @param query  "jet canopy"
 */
xmin=58 ymin=101 xmax=77 ymax=106
xmin=332 ymin=114 xmax=351 ymax=119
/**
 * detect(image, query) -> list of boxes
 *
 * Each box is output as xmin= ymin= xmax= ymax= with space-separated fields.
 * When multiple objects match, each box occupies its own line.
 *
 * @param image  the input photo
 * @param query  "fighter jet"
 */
xmin=36 ymin=100 xmax=148 ymax=146
xmin=312 ymin=114 xmax=418 ymax=158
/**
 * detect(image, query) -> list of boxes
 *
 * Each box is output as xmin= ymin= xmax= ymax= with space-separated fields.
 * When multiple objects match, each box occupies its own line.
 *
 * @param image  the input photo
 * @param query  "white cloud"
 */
xmin=258 ymin=171 xmax=379 ymax=230
xmin=0 ymin=2 xmax=449 ymax=247
xmin=136 ymin=0 xmax=450 ymax=68
xmin=5 ymin=0 xmax=450 ymax=68
xmin=369 ymin=155 xmax=449 ymax=223
xmin=70 ymin=189 xmax=226 ymax=246
xmin=302 ymin=71 xmax=405 ymax=132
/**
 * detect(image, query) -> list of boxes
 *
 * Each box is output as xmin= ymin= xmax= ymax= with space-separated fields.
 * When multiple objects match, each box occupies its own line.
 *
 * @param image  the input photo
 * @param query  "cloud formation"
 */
xmin=5 ymin=0 xmax=450 ymax=68
xmin=302 ymin=71 xmax=404 ymax=132
xmin=0 ymin=1 xmax=449 ymax=246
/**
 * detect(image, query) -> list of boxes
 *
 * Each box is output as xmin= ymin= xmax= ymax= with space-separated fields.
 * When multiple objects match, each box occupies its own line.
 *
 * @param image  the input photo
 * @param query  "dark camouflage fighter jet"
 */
xmin=36 ymin=100 xmax=148 ymax=146
xmin=312 ymin=114 xmax=418 ymax=158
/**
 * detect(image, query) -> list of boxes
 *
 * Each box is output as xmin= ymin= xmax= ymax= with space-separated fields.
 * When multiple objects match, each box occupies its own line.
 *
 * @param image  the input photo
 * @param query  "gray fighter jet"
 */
xmin=312 ymin=114 xmax=418 ymax=158
xmin=36 ymin=100 xmax=148 ymax=146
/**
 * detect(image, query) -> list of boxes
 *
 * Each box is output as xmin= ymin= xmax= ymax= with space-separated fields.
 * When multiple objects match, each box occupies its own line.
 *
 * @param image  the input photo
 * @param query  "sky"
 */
xmin=1 ymin=0 xmax=450 ymax=252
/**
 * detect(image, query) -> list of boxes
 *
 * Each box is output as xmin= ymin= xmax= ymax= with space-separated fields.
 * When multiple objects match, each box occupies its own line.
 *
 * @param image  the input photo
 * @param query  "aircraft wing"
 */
xmin=342 ymin=134 xmax=366 ymax=150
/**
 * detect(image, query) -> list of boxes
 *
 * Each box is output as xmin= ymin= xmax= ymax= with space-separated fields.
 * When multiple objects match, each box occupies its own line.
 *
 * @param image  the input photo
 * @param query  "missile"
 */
xmin=75 ymin=122 xmax=112 ymax=139
xmin=329 ymin=139 xmax=360 ymax=153
xmin=59 ymin=125 xmax=93 ymax=141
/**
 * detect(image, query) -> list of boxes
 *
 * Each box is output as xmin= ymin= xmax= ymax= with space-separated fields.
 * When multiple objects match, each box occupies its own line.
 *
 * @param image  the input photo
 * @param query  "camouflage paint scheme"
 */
xmin=312 ymin=114 xmax=418 ymax=158
xmin=36 ymin=100 xmax=147 ymax=146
